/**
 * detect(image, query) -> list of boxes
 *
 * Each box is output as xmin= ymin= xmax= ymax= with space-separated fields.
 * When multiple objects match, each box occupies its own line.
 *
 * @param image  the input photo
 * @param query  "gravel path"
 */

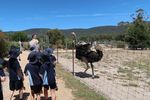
xmin=2 ymin=51 xmax=74 ymax=100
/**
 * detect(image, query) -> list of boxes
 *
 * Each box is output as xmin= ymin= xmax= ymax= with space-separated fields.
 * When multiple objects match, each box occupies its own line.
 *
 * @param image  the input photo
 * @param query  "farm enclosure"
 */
xmin=58 ymin=48 xmax=150 ymax=100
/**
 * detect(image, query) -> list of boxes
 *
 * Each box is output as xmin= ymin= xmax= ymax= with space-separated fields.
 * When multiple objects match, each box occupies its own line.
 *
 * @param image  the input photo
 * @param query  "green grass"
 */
xmin=56 ymin=64 xmax=106 ymax=100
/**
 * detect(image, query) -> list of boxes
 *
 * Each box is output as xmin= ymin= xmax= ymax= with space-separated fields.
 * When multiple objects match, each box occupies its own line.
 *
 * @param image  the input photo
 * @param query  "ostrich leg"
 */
xmin=82 ymin=57 xmax=90 ymax=73
xmin=91 ymin=63 xmax=95 ymax=78
xmin=84 ymin=62 xmax=90 ymax=73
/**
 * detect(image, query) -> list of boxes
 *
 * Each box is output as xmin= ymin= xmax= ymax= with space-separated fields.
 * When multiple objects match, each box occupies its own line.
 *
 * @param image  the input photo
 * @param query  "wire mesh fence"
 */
xmin=57 ymin=46 xmax=150 ymax=100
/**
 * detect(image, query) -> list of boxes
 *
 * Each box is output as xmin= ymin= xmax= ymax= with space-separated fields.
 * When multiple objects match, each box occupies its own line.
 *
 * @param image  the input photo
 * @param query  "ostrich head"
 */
xmin=71 ymin=32 xmax=78 ymax=44
xmin=71 ymin=32 xmax=76 ymax=37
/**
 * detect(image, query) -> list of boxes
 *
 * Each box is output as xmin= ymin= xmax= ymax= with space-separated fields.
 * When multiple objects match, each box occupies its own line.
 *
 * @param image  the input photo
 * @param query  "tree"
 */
xmin=0 ymin=32 xmax=8 ymax=57
xmin=64 ymin=37 xmax=73 ymax=49
xmin=11 ymin=32 xmax=28 ymax=41
xmin=46 ymin=29 xmax=64 ymax=48
xmin=125 ymin=9 xmax=150 ymax=49
xmin=0 ymin=32 xmax=6 ymax=39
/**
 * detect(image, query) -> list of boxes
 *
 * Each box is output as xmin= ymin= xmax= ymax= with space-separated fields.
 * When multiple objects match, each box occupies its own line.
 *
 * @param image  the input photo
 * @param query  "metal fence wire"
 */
xmin=58 ymin=47 xmax=150 ymax=100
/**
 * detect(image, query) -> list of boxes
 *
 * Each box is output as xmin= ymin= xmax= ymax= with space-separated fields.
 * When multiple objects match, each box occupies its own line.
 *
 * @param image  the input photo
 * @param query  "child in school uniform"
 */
xmin=24 ymin=51 xmax=43 ymax=100
xmin=8 ymin=46 xmax=24 ymax=100
xmin=0 ymin=58 xmax=6 ymax=100
xmin=40 ymin=48 xmax=57 ymax=100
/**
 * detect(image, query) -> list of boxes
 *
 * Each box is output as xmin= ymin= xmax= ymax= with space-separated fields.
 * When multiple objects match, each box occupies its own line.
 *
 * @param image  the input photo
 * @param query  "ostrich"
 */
xmin=71 ymin=32 xmax=103 ymax=78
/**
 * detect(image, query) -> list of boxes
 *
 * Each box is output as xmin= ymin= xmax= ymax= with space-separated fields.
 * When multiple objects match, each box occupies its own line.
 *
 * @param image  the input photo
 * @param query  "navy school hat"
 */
xmin=9 ymin=46 xmax=21 ymax=58
xmin=42 ymin=48 xmax=54 ymax=62
xmin=27 ymin=51 xmax=42 ymax=64
xmin=45 ymin=48 xmax=53 ymax=55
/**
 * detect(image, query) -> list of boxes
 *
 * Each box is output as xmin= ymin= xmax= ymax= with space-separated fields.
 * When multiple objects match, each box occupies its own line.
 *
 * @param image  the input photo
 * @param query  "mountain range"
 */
xmin=6 ymin=25 xmax=128 ymax=37
xmin=5 ymin=21 xmax=150 ymax=37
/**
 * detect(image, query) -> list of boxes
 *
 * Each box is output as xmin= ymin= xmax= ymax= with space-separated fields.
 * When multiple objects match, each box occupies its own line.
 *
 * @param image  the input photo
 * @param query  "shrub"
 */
xmin=116 ymin=41 xmax=126 ymax=48
xmin=0 ymin=39 xmax=8 ymax=57
xmin=0 ymin=33 xmax=8 ymax=57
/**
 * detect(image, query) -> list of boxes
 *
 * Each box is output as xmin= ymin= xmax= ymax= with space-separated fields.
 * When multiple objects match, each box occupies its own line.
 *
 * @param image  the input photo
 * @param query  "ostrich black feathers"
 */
xmin=75 ymin=43 xmax=103 ymax=63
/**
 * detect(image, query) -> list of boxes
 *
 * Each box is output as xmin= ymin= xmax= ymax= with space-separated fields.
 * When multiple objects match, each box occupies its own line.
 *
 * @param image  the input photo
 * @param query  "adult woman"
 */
xmin=29 ymin=34 xmax=39 ymax=51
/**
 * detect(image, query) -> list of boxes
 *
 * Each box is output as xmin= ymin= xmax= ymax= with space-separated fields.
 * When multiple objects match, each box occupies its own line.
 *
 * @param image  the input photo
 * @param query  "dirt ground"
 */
xmin=2 ymin=51 xmax=74 ymax=100
xmin=58 ymin=48 xmax=150 ymax=100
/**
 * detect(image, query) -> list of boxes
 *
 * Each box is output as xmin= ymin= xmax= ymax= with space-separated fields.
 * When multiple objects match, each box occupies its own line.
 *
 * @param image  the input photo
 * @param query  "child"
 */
xmin=40 ymin=48 xmax=57 ymax=100
xmin=24 ymin=51 xmax=43 ymax=100
xmin=0 ymin=58 xmax=6 ymax=100
xmin=8 ymin=46 xmax=24 ymax=100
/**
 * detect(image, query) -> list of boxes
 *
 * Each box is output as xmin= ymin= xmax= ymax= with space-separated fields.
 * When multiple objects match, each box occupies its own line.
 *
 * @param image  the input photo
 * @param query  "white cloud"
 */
xmin=56 ymin=14 xmax=89 ymax=17
xmin=55 ymin=13 xmax=129 ymax=18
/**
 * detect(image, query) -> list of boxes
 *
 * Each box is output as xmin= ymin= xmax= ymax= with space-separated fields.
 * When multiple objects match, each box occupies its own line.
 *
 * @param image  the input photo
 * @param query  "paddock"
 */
xmin=57 ymin=48 xmax=150 ymax=100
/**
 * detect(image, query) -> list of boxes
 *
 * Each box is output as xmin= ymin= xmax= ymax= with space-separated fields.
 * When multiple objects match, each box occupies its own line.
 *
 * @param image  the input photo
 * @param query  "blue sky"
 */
xmin=0 ymin=0 xmax=150 ymax=31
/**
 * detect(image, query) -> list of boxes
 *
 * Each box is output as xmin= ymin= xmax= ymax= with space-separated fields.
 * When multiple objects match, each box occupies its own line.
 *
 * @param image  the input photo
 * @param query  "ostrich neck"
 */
xmin=73 ymin=36 xmax=78 ymax=45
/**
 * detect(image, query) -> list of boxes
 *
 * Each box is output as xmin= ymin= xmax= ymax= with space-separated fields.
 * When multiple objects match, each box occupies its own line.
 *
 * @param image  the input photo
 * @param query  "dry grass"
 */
xmin=56 ymin=64 xmax=106 ymax=100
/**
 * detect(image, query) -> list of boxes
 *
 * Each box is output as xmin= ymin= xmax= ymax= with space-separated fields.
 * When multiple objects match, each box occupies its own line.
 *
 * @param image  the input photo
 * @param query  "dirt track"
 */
xmin=2 ymin=51 xmax=74 ymax=100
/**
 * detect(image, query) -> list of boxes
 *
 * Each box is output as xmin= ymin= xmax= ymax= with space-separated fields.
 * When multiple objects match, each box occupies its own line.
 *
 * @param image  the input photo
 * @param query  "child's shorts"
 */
xmin=43 ymin=82 xmax=57 ymax=90
xmin=9 ymin=79 xmax=23 ymax=91
xmin=30 ymin=84 xmax=42 ymax=94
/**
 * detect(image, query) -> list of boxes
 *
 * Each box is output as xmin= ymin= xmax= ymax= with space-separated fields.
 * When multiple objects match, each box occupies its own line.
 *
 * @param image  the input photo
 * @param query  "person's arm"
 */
xmin=24 ymin=64 xmax=28 ymax=76
xmin=35 ymin=39 xmax=39 ymax=44
xmin=52 ymin=55 xmax=57 ymax=67
xmin=17 ymin=67 xmax=24 ymax=80
xmin=0 ymin=76 xmax=6 ymax=82
xmin=39 ymin=64 xmax=44 ymax=79
xmin=0 ymin=69 xmax=6 ymax=82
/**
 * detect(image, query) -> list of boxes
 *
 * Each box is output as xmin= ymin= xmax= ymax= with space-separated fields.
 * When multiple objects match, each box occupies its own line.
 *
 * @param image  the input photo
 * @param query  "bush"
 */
xmin=11 ymin=32 xmax=29 ymax=41
xmin=116 ymin=41 xmax=126 ymax=48
xmin=0 ymin=39 xmax=8 ymax=57
xmin=125 ymin=9 xmax=150 ymax=49
xmin=8 ymin=41 xmax=19 ymax=48
xmin=0 ymin=33 xmax=8 ymax=57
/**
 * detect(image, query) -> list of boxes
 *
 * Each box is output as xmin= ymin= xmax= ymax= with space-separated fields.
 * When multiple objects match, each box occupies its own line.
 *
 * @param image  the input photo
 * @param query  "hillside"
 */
xmin=61 ymin=26 xmax=128 ymax=36
xmin=6 ymin=25 xmax=128 ymax=37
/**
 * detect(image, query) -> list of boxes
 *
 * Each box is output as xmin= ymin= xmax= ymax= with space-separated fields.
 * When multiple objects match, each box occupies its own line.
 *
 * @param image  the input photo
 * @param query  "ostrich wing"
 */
xmin=86 ymin=51 xmax=103 ymax=63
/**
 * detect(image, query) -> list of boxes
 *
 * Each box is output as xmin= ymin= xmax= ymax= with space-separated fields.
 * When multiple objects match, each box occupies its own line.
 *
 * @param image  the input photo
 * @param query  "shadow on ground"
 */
xmin=13 ymin=92 xmax=30 ymax=100
xmin=41 ymin=97 xmax=51 ymax=100
xmin=75 ymin=72 xmax=99 ymax=78
xmin=14 ymin=93 xmax=52 ymax=100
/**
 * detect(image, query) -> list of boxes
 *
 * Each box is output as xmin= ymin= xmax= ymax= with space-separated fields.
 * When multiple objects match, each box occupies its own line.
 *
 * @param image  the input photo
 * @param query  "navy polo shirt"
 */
xmin=50 ymin=55 xmax=56 ymax=63
xmin=8 ymin=58 xmax=21 ymax=80
xmin=40 ymin=62 xmax=56 ymax=85
xmin=24 ymin=62 xmax=42 ymax=86
xmin=49 ymin=55 xmax=56 ymax=68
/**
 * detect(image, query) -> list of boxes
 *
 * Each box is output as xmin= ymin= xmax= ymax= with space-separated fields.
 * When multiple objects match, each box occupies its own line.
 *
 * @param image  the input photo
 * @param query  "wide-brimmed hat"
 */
xmin=28 ymin=51 xmax=42 ymax=64
xmin=9 ymin=46 xmax=21 ymax=58
xmin=45 ymin=48 xmax=53 ymax=55
xmin=42 ymin=48 xmax=53 ymax=62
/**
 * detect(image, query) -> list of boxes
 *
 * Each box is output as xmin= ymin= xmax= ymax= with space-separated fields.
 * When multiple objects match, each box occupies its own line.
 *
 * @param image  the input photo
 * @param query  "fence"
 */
xmin=57 ymin=47 xmax=150 ymax=100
